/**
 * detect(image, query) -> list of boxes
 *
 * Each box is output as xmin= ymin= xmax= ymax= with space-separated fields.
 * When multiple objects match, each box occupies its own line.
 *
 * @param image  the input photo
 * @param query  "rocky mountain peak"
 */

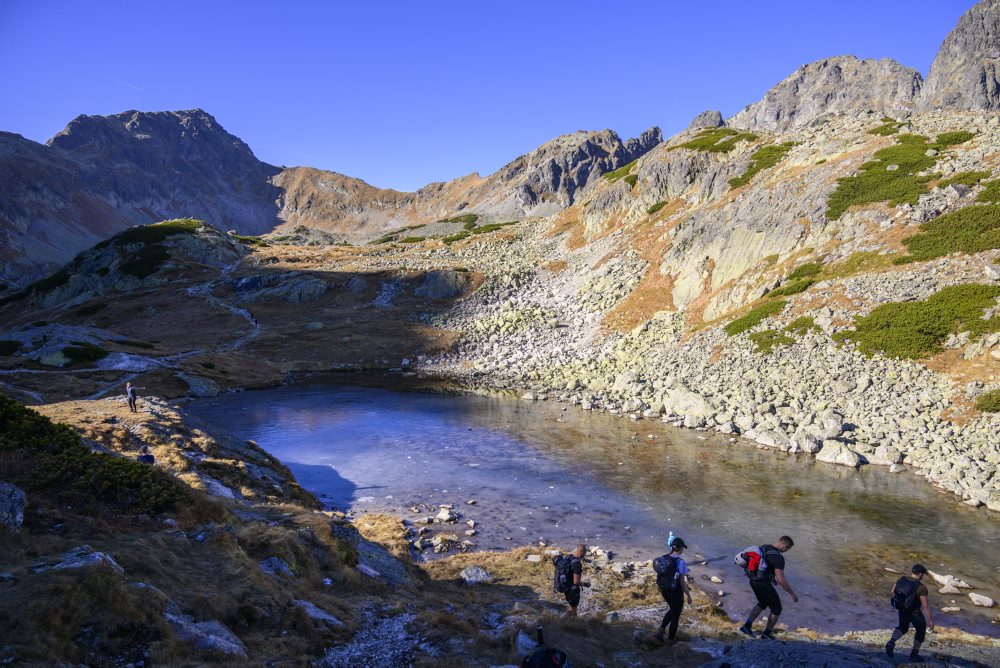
xmin=727 ymin=55 xmax=922 ymax=132
xmin=686 ymin=110 xmax=725 ymax=131
xmin=920 ymin=0 xmax=1000 ymax=111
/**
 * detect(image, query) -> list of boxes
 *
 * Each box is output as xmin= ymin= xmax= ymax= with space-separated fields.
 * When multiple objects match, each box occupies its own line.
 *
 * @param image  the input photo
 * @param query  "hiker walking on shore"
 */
xmin=737 ymin=535 xmax=798 ymax=640
xmin=125 ymin=381 xmax=144 ymax=413
xmin=654 ymin=535 xmax=693 ymax=644
xmin=554 ymin=544 xmax=590 ymax=617
xmin=886 ymin=564 xmax=934 ymax=661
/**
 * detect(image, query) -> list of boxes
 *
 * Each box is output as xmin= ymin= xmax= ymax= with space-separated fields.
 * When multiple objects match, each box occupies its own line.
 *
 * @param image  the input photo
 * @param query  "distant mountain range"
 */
xmin=2 ymin=0 xmax=998 ymax=285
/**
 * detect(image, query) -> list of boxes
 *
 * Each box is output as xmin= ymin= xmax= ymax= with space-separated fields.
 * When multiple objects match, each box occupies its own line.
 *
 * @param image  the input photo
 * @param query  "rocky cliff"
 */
xmin=920 ymin=0 xmax=1000 ymax=111
xmin=727 ymin=56 xmax=922 ymax=131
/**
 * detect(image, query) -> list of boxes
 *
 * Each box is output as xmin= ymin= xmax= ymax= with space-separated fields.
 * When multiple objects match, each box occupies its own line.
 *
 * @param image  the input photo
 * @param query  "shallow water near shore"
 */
xmin=189 ymin=383 xmax=1000 ymax=636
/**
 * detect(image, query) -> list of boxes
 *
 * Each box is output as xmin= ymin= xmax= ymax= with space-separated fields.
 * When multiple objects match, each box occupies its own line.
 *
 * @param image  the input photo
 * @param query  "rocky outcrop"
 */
xmin=920 ymin=0 xmax=1000 ymax=111
xmin=728 ymin=56 xmax=922 ymax=131
xmin=0 ymin=482 xmax=25 ymax=531
xmin=687 ymin=110 xmax=725 ymax=131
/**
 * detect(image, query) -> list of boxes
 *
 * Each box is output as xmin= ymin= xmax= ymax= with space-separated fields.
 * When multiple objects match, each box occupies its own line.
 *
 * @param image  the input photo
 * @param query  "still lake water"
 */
xmin=189 ymin=383 xmax=1000 ymax=635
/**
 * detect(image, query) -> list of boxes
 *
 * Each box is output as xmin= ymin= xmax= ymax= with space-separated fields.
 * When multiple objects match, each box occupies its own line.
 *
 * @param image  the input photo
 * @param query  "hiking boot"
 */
xmin=884 ymin=640 xmax=894 ymax=657
xmin=653 ymin=630 xmax=664 ymax=643
xmin=760 ymin=630 xmax=777 ymax=641
xmin=738 ymin=623 xmax=756 ymax=638
xmin=909 ymin=652 xmax=922 ymax=663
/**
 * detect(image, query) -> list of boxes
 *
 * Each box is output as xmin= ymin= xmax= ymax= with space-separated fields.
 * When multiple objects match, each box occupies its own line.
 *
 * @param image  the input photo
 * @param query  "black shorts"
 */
xmin=750 ymin=580 xmax=782 ymax=615
xmin=896 ymin=609 xmax=927 ymax=643
xmin=564 ymin=586 xmax=581 ymax=607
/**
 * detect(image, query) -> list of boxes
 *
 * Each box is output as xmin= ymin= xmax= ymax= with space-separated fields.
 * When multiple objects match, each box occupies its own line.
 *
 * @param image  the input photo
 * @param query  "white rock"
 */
xmin=969 ymin=592 xmax=996 ymax=608
xmin=928 ymin=570 xmax=971 ymax=589
xmin=460 ymin=566 xmax=493 ymax=584
xmin=294 ymin=599 xmax=345 ymax=627
xmin=525 ymin=554 xmax=543 ymax=563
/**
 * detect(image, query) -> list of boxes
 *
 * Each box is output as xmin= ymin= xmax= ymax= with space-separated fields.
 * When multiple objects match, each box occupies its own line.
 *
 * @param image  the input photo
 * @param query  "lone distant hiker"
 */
xmin=737 ymin=536 xmax=798 ymax=640
xmin=125 ymin=382 xmax=144 ymax=412
xmin=653 ymin=535 xmax=693 ymax=643
xmin=553 ymin=544 xmax=590 ymax=617
xmin=886 ymin=564 xmax=934 ymax=661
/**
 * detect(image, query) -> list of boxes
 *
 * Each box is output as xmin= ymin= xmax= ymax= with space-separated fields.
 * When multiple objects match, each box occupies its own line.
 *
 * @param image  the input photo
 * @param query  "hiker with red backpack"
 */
xmin=885 ymin=564 xmax=934 ymax=661
xmin=653 ymin=535 xmax=693 ymax=644
xmin=736 ymin=536 xmax=798 ymax=640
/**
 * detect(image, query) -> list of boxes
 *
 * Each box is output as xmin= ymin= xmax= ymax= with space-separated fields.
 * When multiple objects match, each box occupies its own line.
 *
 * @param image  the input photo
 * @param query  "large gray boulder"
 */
xmin=920 ymin=0 xmax=1000 ymax=111
xmin=165 ymin=602 xmax=248 ymax=657
xmin=414 ymin=270 xmax=469 ymax=299
xmin=687 ymin=110 xmax=725 ymax=131
xmin=0 ymin=482 xmax=25 ymax=531
xmin=728 ymin=56 xmax=921 ymax=132
xmin=816 ymin=441 xmax=863 ymax=468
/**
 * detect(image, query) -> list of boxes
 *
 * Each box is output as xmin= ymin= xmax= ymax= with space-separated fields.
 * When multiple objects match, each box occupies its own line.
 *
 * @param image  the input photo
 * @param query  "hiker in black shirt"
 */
xmin=563 ymin=544 xmax=590 ymax=617
xmin=654 ymin=536 xmax=693 ymax=644
xmin=738 ymin=535 xmax=798 ymax=640
xmin=886 ymin=564 xmax=934 ymax=661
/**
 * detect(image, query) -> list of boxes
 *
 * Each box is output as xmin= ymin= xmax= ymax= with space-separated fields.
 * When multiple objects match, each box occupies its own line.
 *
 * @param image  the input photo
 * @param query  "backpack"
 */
xmin=553 ymin=555 xmax=576 ymax=594
xmin=521 ymin=648 xmax=570 ymax=668
xmin=653 ymin=554 xmax=680 ymax=591
xmin=890 ymin=577 xmax=920 ymax=611
xmin=735 ymin=545 xmax=763 ymax=577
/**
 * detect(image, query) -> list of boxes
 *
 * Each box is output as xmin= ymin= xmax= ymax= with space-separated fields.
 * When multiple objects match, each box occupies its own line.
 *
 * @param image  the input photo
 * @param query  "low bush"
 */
xmin=936 ymin=130 xmax=975 ymax=146
xmin=976 ymin=180 xmax=1000 ymax=203
xmin=120 ymin=244 xmax=170 ymax=279
xmin=748 ymin=329 xmax=795 ymax=354
xmin=833 ymin=284 xmax=1000 ymax=358
xmin=399 ymin=236 xmax=425 ymax=243
xmin=724 ymin=299 xmax=787 ymax=336
xmin=623 ymin=174 xmax=638 ymax=188
xmin=975 ymin=389 xmax=1000 ymax=412
xmin=115 ymin=339 xmax=155 ymax=349
xmin=894 ymin=205 xmax=1000 ymax=264
xmin=62 ymin=343 xmax=108 ymax=364
xmin=769 ymin=279 xmax=815 ymax=297
xmin=0 ymin=395 xmax=188 ymax=516
xmin=0 ymin=340 xmax=21 ymax=355
xmin=869 ymin=119 xmax=903 ymax=136
xmin=938 ymin=170 xmax=991 ymax=188
xmin=647 ymin=201 xmax=667 ymax=215
xmin=785 ymin=316 xmax=820 ymax=335
xmin=787 ymin=261 xmax=824 ymax=281
xmin=674 ymin=127 xmax=758 ymax=153
xmin=368 ymin=234 xmax=398 ymax=245
xmin=729 ymin=141 xmax=797 ymax=188
xmin=230 ymin=233 xmax=267 ymax=246
xmin=437 ymin=214 xmax=478 ymax=225
xmin=603 ymin=160 xmax=637 ymax=182
xmin=108 ymin=219 xmax=202 ymax=247
xmin=74 ymin=302 xmax=108 ymax=317
xmin=463 ymin=221 xmax=478 ymax=230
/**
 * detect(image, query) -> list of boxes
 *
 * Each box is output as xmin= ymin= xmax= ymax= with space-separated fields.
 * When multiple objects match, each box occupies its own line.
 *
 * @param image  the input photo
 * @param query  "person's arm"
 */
xmin=680 ymin=572 xmax=693 ymax=604
xmin=773 ymin=568 xmax=799 ymax=602
xmin=920 ymin=594 xmax=934 ymax=630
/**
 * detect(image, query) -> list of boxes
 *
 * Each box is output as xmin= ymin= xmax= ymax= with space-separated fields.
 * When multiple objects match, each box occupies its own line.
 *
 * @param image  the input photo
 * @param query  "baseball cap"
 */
xmin=670 ymin=537 xmax=688 ymax=549
xmin=911 ymin=564 xmax=927 ymax=574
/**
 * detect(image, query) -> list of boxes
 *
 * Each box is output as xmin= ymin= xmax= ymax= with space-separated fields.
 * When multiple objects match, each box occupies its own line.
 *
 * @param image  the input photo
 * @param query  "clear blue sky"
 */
xmin=0 ymin=0 xmax=973 ymax=191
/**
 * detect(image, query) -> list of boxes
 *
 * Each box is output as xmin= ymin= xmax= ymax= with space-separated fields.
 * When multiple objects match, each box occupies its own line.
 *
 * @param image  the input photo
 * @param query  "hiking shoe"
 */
xmin=738 ymin=624 xmax=756 ymax=638
xmin=909 ymin=653 xmax=922 ymax=663
xmin=760 ymin=630 xmax=777 ymax=641
xmin=884 ymin=640 xmax=894 ymax=658
xmin=653 ymin=630 xmax=664 ymax=643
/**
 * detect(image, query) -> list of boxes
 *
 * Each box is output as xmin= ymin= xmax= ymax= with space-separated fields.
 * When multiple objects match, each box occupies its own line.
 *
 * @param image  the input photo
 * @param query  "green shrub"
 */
xmin=724 ymin=299 xmax=787 ymax=336
xmin=976 ymin=180 xmax=1000 ymax=203
xmin=369 ymin=234 xmax=399 ymax=245
xmin=399 ymin=236 xmax=425 ymax=244
xmin=674 ymin=127 xmax=759 ymax=153
xmin=200 ymin=361 xmax=216 ymax=369
xmin=787 ymin=261 xmax=824 ymax=281
xmin=647 ymin=201 xmax=667 ymax=215
xmin=769 ymin=279 xmax=815 ymax=297
xmin=62 ymin=343 xmax=108 ymax=364
xmin=975 ymin=389 xmax=1000 ymax=412
xmin=939 ymin=171 xmax=991 ymax=188
xmin=869 ymin=120 xmax=903 ymax=136
xmin=815 ymin=158 xmax=827 ymax=165
xmin=748 ymin=329 xmax=795 ymax=354
xmin=120 ymin=244 xmax=170 ymax=279
xmin=230 ymin=233 xmax=267 ymax=246
xmin=443 ymin=221 xmax=518 ymax=244
xmin=0 ymin=340 xmax=21 ymax=356
xmin=442 ymin=231 xmax=471 ymax=244
xmin=729 ymin=142 xmax=798 ymax=188
xmin=894 ymin=205 xmax=1000 ymax=263
xmin=826 ymin=134 xmax=942 ymax=220
xmin=74 ymin=302 xmax=107 ymax=317
xmin=785 ymin=316 xmax=820 ymax=335
xmin=437 ymin=214 xmax=479 ymax=225
xmin=111 ymin=219 xmax=202 ymax=246
xmin=115 ymin=339 xmax=155 ymax=350
xmin=834 ymin=284 xmax=1000 ymax=358
xmin=0 ymin=395 xmax=187 ymax=516
xmin=463 ymin=221 xmax=478 ymax=230
xmin=623 ymin=174 xmax=638 ymax=188
xmin=762 ymin=254 xmax=779 ymax=266
xmin=603 ymin=160 xmax=637 ymax=182
xmin=936 ymin=130 xmax=975 ymax=146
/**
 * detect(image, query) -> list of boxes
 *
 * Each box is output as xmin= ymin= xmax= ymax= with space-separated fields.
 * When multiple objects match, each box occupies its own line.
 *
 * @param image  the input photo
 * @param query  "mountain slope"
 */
xmin=920 ymin=0 xmax=1000 ymax=111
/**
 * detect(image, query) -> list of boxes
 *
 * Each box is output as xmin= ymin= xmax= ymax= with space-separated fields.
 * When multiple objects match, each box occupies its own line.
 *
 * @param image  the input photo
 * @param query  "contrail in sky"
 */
xmin=113 ymin=79 xmax=144 ymax=91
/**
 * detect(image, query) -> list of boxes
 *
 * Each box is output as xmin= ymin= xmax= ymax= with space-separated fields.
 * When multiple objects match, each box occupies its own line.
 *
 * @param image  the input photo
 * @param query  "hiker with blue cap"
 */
xmin=652 ymin=534 xmax=692 ymax=644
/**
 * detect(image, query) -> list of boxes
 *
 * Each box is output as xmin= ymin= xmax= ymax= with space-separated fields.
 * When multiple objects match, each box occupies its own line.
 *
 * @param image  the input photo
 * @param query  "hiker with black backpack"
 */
xmin=886 ymin=564 xmax=934 ymax=661
xmin=552 ymin=544 xmax=589 ymax=617
xmin=653 ymin=535 xmax=693 ymax=644
xmin=736 ymin=535 xmax=798 ymax=640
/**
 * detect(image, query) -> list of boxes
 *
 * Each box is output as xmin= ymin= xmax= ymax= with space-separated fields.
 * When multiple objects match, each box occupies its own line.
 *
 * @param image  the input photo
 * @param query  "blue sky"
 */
xmin=0 ymin=1 xmax=973 ymax=191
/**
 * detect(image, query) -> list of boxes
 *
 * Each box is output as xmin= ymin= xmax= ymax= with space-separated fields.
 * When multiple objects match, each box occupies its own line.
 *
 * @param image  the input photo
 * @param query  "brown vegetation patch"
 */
xmin=601 ymin=267 xmax=676 ymax=333
xmin=541 ymin=260 xmax=568 ymax=274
